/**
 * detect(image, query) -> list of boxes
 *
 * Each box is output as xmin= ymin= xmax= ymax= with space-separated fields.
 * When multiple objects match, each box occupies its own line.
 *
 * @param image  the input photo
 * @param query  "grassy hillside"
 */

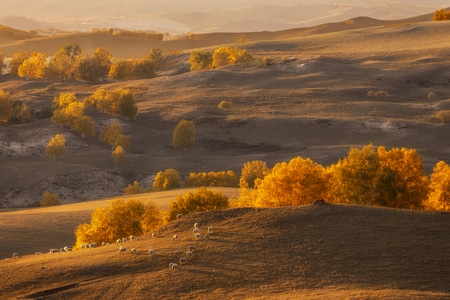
xmin=2 ymin=203 xmax=449 ymax=299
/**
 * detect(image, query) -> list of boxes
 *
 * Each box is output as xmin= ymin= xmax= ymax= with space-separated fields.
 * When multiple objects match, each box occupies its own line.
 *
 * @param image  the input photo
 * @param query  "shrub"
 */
xmin=217 ymin=100 xmax=233 ymax=110
xmin=367 ymin=90 xmax=389 ymax=98
xmin=240 ymin=160 xmax=270 ymax=189
xmin=184 ymin=170 xmax=239 ymax=188
xmin=189 ymin=50 xmax=213 ymax=70
xmin=153 ymin=168 xmax=181 ymax=191
xmin=172 ymin=119 xmax=196 ymax=150
xmin=436 ymin=110 xmax=450 ymax=123
xmin=40 ymin=190 xmax=61 ymax=206
xmin=124 ymin=181 xmax=143 ymax=195
xmin=427 ymin=92 xmax=437 ymax=100
xmin=168 ymin=187 xmax=229 ymax=220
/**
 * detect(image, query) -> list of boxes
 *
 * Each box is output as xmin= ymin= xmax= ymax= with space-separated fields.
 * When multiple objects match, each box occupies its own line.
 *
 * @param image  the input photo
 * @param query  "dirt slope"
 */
xmin=1 ymin=203 xmax=449 ymax=299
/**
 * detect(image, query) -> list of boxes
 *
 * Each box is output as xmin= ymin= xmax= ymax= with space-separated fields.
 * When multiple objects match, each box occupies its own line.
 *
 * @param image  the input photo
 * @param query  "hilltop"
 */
xmin=1 ymin=203 xmax=449 ymax=299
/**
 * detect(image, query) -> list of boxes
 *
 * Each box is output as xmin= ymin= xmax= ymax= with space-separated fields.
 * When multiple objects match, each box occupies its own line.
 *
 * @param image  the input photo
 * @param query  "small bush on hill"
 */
xmin=367 ymin=90 xmax=389 ymax=98
xmin=124 ymin=181 xmax=143 ymax=195
xmin=217 ymin=100 xmax=233 ymax=110
xmin=168 ymin=187 xmax=229 ymax=220
xmin=40 ymin=190 xmax=61 ymax=207
xmin=184 ymin=170 xmax=239 ymax=188
xmin=153 ymin=169 xmax=181 ymax=191
xmin=436 ymin=110 xmax=450 ymax=123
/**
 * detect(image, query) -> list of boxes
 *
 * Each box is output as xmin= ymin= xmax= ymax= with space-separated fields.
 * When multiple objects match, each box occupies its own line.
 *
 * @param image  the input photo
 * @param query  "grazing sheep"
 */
xmin=188 ymin=245 xmax=196 ymax=252
xmin=179 ymin=257 xmax=188 ymax=264
xmin=35 ymin=252 xmax=42 ymax=255
xmin=207 ymin=226 xmax=214 ymax=233
xmin=122 ymin=237 xmax=128 ymax=243
xmin=169 ymin=263 xmax=180 ymax=269
xmin=49 ymin=249 xmax=60 ymax=253
xmin=116 ymin=239 xmax=122 ymax=244
xmin=64 ymin=246 xmax=72 ymax=252
xmin=130 ymin=235 xmax=137 ymax=240
xmin=193 ymin=222 xmax=199 ymax=229
xmin=119 ymin=246 xmax=126 ymax=253
xmin=152 ymin=232 xmax=156 ymax=238
xmin=205 ymin=234 xmax=210 ymax=240
xmin=172 ymin=234 xmax=178 ymax=240
xmin=176 ymin=213 xmax=183 ymax=219
xmin=89 ymin=242 xmax=97 ymax=248
xmin=186 ymin=251 xmax=194 ymax=258
xmin=130 ymin=248 xmax=137 ymax=254
xmin=148 ymin=249 xmax=156 ymax=255
xmin=195 ymin=233 xmax=202 ymax=239
xmin=193 ymin=228 xmax=200 ymax=234
xmin=12 ymin=253 xmax=19 ymax=258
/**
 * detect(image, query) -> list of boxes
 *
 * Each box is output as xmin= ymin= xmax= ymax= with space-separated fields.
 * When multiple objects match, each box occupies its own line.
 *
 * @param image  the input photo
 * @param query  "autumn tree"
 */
xmin=172 ymin=119 xmax=196 ymax=150
xmin=109 ymin=60 xmax=133 ymax=80
xmin=45 ymin=134 xmax=66 ymax=161
xmin=18 ymin=52 xmax=46 ymax=80
xmin=327 ymin=144 xmax=380 ymax=205
xmin=15 ymin=103 xmax=32 ymax=123
xmin=433 ymin=9 xmax=450 ymax=21
xmin=40 ymin=190 xmax=62 ymax=207
xmin=75 ymin=55 xmax=104 ymax=82
xmin=50 ymin=43 xmax=82 ymax=81
xmin=425 ymin=161 xmax=450 ymax=211
xmin=74 ymin=115 xmax=95 ymax=138
xmin=112 ymin=145 xmax=125 ymax=171
xmin=124 ymin=181 xmax=143 ymax=195
xmin=153 ymin=168 xmax=181 ymax=191
xmin=0 ymin=89 xmax=14 ymax=122
xmin=9 ymin=51 xmax=30 ymax=77
xmin=117 ymin=89 xmax=138 ymax=120
xmin=184 ymin=171 xmax=239 ymax=188
xmin=189 ymin=50 xmax=213 ymax=70
xmin=93 ymin=47 xmax=113 ymax=76
xmin=240 ymin=160 xmax=270 ymax=189
xmin=100 ymin=120 xmax=131 ymax=150
xmin=168 ymin=187 xmax=229 ymax=220
xmin=131 ymin=58 xmax=156 ymax=79
xmin=75 ymin=199 xmax=166 ymax=247
xmin=0 ymin=50 xmax=4 ymax=73
xmin=212 ymin=47 xmax=253 ymax=68
xmin=373 ymin=146 xmax=428 ymax=210
xmin=146 ymin=48 xmax=165 ymax=70
xmin=255 ymin=156 xmax=328 ymax=207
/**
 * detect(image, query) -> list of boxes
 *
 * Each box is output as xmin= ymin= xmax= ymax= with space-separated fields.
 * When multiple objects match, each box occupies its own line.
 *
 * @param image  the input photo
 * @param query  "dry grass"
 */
xmin=1 ymin=16 xmax=450 ymax=299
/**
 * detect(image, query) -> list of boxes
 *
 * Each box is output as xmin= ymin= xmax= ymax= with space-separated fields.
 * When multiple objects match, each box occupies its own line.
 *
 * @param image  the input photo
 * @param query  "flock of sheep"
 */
xmin=9 ymin=215 xmax=215 ymax=273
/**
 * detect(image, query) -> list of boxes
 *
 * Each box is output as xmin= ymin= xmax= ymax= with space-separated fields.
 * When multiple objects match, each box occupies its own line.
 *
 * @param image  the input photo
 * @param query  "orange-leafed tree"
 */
xmin=45 ymin=134 xmax=66 ymax=161
xmin=425 ymin=161 xmax=450 ymax=211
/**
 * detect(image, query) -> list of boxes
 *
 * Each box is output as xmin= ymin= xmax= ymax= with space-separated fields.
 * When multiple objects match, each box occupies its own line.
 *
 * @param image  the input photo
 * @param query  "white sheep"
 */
xmin=193 ymin=228 xmax=200 ymax=234
xmin=64 ymin=246 xmax=72 ymax=252
xmin=186 ymin=251 xmax=194 ymax=258
xmin=122 ymin=237 xmax=128 ymax=243
xmin=188 ymin=245 xmax=196 ymax=252
xmin=205 ymin=234 xmax=210 ymax=240
xmin=116 ymin=239 xmax=122 ymax=244
xmin=193 ymin=222 xmax=199 ymax=228
xmin=49 ymin=248 xmax=60 ymax=253
xmin=130 ymin=235 xmax=137 ymax=240
xmin=148 ymin=249 xmax=156 ymax=255
xmin=207 ymin=226 xmax=214 ymax=233
xmin=176 ymin=213 xmax=183 ymax=219
xmin=130 ymin=248 xmax=137 ymax=254
xmin=89 ymin=242 xmax=97 ymax=248
xmin=169 ymin=263 xmax=180 ymax=269
xmin=35 ymin=252 xmax=42 ymax=255
xmin=119 ymin=246 xmax=126 ymax=253
xmin=12 ymin=253 xmax=19 ymax=258
xmin=172 ymin=234 xmax=178 ymax=240
xmin=195 ymin=233 xmax=202 ymax=239
xmin=152 ymin=232 xmax=156 ymax=238
xmin=179 ymin=257 xmax=188 ymax=264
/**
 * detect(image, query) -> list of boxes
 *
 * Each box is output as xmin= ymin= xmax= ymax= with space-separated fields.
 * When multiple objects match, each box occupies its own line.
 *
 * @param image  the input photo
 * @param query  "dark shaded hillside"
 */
xmin=1 ymin=204 xmax=450 ymax=299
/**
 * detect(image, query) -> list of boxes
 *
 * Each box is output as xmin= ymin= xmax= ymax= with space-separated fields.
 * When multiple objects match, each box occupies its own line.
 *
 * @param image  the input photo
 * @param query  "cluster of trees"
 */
xmin=75 ymin=187 xmax=228 ymax=247
xmin=189 ymin=46 xmax=253 ymax=70
xmin=239 ymin=144 xmax=449 ymax=211
xmin=6 ymin=43 xmax=164 ymax=82
xmin=433 ymin=9 xmax=450 ymax=21
xmin=184 ymin=170 xmax=239 ymax=188
xmin=0 ymin=89 xmax=32 ymax=123
xmin=84 ymin=88 xmax=138 ymax=120
xmin=90 ymin=28 xmax=164 ymax=41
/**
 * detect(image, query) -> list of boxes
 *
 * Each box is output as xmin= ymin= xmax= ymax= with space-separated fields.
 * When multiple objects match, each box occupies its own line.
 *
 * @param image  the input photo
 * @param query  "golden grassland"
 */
xmin=1 ymin=14 xmax=450 ymax=298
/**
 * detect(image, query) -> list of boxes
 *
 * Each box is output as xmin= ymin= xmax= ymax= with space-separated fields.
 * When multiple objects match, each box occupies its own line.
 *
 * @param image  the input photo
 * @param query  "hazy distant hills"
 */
xmin=0 ymin=0 xmax=447 ymax=34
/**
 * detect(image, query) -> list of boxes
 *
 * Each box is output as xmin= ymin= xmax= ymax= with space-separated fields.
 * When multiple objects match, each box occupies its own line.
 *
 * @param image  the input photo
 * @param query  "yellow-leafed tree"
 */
xmin=0 ymin=89 xmax=14 ymax=123
xmin=172 ymin=119 xmax=196 ymax=150
xmin=112 ymin=146 xmax=125 ymax=171
xmin=45 ymin=134 xmax=66 ymax=161
xmin=18 ymin=52 xmax=46 ymax=80
xmin=425 ymin=161 xmax=450 ymax=211
xmin=255 ymin=156 xmax=328 ymax=207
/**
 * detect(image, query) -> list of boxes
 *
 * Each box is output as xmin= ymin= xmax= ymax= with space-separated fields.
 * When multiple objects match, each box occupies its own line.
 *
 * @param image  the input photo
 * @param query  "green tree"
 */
xmin=74 ymin=115 xmax=95 ymax=138
xmin=255 ymin=156 xmax=328 ymax=207
xmin=112 ymin=146 xmax=125 ymax=171
xmin=40 ymin=190 xmax=62 ymax=206
xmin=0 ymin=89 xmax=14 ymax=122
xmin=172 ymin=119 xmax=196 ymax=150
xmin=426 ymin=161 xmax=450 ymax=211
xmin=153 ymin=168 xmax=181 ymax=191
xmin=118 ymin=89 xmax=138 ymax=120
xmin=189 ymin=50 xmax=213 ymax=70
xmin=45 ymin=134 xmax=66 ymax=161
xmin=168 ymin=187 xmax=229 ymax=220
